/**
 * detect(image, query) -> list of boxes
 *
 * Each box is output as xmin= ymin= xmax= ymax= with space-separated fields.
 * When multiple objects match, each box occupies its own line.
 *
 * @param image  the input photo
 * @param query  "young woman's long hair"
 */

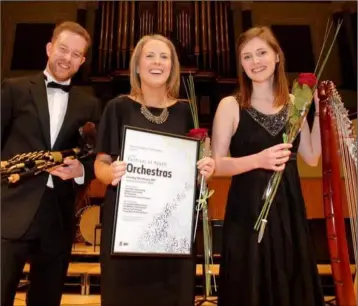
xmin=129 ymin=34 xmax=180 ymax=100
xmin=236 ymin=26 xmax=289 ymax=108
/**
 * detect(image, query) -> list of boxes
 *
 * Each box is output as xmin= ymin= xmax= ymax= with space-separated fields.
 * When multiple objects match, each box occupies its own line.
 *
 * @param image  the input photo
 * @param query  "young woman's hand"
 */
xmin=256 ymin=143 xmax=292 ymax=171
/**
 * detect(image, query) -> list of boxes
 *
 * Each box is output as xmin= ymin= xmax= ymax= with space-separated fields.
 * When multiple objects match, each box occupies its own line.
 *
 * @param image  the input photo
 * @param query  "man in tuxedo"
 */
xmin=1 ymin=21 xmax=101 ymax=306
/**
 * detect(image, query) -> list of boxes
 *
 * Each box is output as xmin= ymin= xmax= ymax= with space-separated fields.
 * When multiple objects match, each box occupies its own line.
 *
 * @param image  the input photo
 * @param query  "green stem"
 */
xmin=254 ymin=171 xmax=284 ymax=231
xmin=203 ymin=204 xmax=213 ymax=296
xmin=261 ymin=171 xmax=284 ymax=221
xmin=261 ymin=172 xmax=276 ymax=200
xmin=188 ymin=75 xmax=199 ymax=126
xmin=316 ymin=19 xmax=343 ymax=80
xmin=182 ymin=75 xmax=200 ymax=128
xmin=314 ymin=18 xmax=333 ymax=75
xmin=254 ymin=171 xmax=280 ymax=230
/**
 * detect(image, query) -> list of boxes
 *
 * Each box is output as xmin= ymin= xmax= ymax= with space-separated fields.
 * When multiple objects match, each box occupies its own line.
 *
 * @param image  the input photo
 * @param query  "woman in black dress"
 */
xmin=94 ymin=34 xmax=215 ymax=306
xmin=211 ymin=26 xmax=325 ymax=306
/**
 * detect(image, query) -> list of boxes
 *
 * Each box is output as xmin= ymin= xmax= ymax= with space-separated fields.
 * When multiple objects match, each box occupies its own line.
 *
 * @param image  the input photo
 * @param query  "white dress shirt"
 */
xmin=43 ymin=70 xmax=84 ymax=187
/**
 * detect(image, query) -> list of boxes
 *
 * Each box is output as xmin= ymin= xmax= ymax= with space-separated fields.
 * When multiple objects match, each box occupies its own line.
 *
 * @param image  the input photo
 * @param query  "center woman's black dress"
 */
xmin=95 ymin=96 xmax=196 ymax=306
xmin=218 ymin=103 xmax=325 ymax=306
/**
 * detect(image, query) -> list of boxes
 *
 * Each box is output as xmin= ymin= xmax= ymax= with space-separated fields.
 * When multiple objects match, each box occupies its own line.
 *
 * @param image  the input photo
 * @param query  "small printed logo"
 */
xmin=118 ymin=241 xmax=129 ymax=246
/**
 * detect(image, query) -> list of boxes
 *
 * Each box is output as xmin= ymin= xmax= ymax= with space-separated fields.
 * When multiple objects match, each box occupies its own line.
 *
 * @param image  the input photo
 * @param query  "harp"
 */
xmin=318 ymin=81 xmax=357 ymax=306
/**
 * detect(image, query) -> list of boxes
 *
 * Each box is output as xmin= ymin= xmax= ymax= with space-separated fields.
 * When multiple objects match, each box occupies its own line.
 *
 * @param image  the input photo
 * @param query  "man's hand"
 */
xmin=49 ymin=157 xmax=84 ymax=180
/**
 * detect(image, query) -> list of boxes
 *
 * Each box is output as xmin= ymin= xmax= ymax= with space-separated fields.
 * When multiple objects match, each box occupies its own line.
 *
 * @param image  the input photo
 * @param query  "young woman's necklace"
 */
xmin=140 ymin=97 xmax=169 ymax=124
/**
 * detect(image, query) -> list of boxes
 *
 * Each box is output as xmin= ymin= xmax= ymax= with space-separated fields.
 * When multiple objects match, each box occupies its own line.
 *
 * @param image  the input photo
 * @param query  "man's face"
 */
xmin=46 ymin=30 xmax=87 ymax=82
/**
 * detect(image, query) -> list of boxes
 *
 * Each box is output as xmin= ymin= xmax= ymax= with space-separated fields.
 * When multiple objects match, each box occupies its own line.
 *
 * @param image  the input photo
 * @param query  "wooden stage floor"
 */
xmin=14 ymin=293 xmax=101 ymax=306
xmin=14 ymin=293 xmax=218 ymax=306
xmin=15 ymin=243 xmax=220 ymax=305
xmin=13 ymin=293 xmax=337 ymax=306
xmin=14 ymin=243 xmax=342 ymax=305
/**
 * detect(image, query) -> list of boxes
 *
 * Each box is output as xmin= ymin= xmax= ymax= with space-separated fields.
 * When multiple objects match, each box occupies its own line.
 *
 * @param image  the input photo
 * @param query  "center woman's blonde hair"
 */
xmin=129 ymin=34 xmax=180 ymax=100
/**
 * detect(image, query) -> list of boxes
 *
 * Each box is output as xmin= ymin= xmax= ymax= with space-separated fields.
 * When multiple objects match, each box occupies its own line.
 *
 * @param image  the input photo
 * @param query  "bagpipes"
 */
xmin=1 ymin=122 xmax=97 ymax=185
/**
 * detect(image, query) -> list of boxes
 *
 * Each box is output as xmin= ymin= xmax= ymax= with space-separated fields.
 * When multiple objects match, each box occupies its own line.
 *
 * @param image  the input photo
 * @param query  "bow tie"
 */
xmin=43 ymin=74 xmax=71 ymax=92
xmin=47 ymin=81 xmax=71 ymax=92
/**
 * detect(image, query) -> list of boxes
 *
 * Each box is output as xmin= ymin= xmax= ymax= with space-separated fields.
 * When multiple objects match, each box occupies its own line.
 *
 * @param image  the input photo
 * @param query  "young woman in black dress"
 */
xmin=211 ymin=26 xmax=325 ymax=306
xmin=94 ymin=34 xmax=215 ymax=306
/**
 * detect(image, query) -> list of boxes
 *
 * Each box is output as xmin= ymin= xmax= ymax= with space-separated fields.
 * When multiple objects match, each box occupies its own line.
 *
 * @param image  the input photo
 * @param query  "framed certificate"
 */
xmin=111 ymin=125 xmax=200 ymax=257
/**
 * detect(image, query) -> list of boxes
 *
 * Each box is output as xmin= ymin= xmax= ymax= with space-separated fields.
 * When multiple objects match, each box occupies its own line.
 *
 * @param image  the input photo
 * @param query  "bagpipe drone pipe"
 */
xmin=1 ymin=122 xmax=97 ymax=185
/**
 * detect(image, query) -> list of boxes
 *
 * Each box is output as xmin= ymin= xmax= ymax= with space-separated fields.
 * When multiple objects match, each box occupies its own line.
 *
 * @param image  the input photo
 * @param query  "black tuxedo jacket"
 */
xmin=1 ymin=73 xmax=101 ymax=240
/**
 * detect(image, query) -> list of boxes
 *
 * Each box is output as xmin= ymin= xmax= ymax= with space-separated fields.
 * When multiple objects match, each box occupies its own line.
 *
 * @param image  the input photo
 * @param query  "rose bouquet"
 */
xmin=183 ymin=74 xmax=216 ymax=296
xmin=254 ymin=18 xmax=343 ymax=242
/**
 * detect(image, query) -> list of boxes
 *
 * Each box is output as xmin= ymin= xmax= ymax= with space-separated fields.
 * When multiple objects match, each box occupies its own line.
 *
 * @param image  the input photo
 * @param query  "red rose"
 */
xmin=297 ymin=73 xmax=317 ymax=88
xmin=187 ymin=128 xmax=208 ymax=140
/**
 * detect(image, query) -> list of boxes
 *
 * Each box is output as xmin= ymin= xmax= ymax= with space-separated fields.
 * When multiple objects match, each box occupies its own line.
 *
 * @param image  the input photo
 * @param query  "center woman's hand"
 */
xmin=197 ymin=157 xmax=215 ymax=180
xmin=111 ymin=160 xmax=127 ymax=186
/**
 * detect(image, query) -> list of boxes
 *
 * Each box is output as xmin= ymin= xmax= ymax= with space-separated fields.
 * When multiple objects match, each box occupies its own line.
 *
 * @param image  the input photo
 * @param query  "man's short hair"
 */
xmin=52 ymin=21 xmax=91 ymax=51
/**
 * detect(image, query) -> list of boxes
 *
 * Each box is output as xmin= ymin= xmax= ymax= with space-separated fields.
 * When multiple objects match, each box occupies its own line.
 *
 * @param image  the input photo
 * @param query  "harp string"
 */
xmin=330 ymin=94 xmax=358 ymax=270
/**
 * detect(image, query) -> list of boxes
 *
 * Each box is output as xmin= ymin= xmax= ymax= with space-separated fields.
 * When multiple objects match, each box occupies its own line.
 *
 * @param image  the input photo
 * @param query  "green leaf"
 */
xmin=295 ymin=107 xmax=303 ymax=117
xmin=293 ymin=87 xmax=303 ymax=98
xmin=282 ymin=133 xmax=288 ymax=143
xmin=291 ymin=80 xmax=299 ymax=93
xmin=288 ymin=104 xmax=296 ymax=117
xmin=289 ymin=114 xmax=300 ymax=126
xmin=293 ymin=96 xmax=307 ymax=111
xmin=301 ymin=84 xmax=314 ymax=101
